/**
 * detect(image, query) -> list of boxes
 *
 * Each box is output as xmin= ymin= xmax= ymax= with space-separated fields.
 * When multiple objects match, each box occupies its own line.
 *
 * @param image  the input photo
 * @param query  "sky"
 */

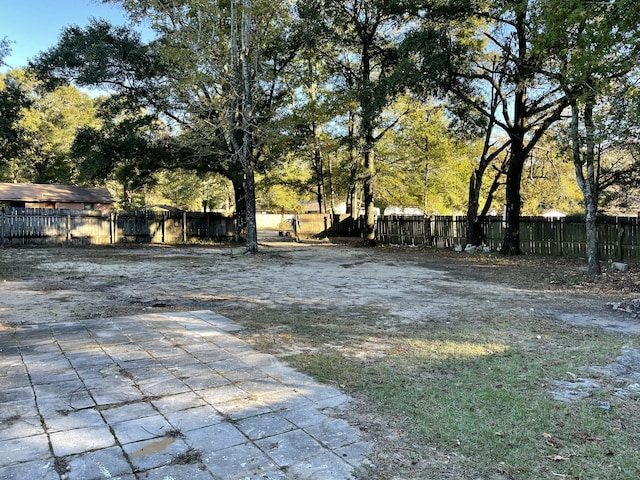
xmin=1 ymin=0 xmax=130 ymax=71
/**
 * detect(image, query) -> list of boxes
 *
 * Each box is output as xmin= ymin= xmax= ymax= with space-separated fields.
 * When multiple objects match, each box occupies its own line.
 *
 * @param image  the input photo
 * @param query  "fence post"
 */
xmin=0 ymin=207 xmax=4 ymax=246
xmin=66 ymin=212 xmax=71 ymax=243
xmin=617 ymin=218 xmax=625 ymax=262
xmin=109 ymin=212 xmax=114 ymax=244
xmin=183 ymin=211 xmax=187 ymax=242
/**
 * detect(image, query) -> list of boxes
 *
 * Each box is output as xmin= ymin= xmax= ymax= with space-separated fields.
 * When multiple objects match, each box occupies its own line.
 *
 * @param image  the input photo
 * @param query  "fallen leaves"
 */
xmin=543 ymin=432 xmax=564 ymax=449
xmin=547 ymin=454 xmax=570 ymax=462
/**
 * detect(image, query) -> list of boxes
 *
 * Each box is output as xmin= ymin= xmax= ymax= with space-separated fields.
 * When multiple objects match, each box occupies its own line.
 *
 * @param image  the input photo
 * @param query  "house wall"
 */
xmin=23 ymin=202 xmax=112 ymax=211
xmin=54 ymin=202 xmax=113 ymax=211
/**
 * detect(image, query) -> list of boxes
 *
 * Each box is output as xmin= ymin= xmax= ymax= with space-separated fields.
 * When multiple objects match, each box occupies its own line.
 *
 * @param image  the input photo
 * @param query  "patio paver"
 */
xmin=0 ymin=311 xmax=372 ymax=479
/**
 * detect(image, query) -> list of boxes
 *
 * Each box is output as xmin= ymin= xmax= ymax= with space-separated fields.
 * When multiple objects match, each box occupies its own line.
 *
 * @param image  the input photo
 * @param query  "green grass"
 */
xmin=272 ymin=312 xmax=640 ymax=479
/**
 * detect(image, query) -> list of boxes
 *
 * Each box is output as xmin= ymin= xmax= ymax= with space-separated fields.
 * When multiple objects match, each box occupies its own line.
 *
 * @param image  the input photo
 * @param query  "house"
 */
xmin=299 ymin=200 xmax=349 ymax=214
xmin=383 ymin=206 xmax=425 ymax=216
xmin=0 ymin=183 xmax=115 ymax=211
xmin=542 ymin=209 xmax=567 ymax=219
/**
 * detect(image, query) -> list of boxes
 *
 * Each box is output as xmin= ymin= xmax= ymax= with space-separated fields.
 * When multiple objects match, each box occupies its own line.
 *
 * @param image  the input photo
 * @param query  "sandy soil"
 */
xmin=1 ymin=240 xmax=639 ymax=335
xmin=2 ymin=240 xmax=640 ymax=479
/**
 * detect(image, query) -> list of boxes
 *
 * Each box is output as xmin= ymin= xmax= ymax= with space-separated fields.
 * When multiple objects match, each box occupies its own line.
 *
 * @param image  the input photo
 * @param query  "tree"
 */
xmin=112 ymin=0 xmax=301 ymax=252
xmin=534 ymin=0 xmax=640 ymax=274
xmin=32 ymin=2 xmax=299 ymax=252
xmin=460 ymin=71 xmax=509 ymax=247
xmin=376 ymin=95 xmax=477 ymax=215
xmin=298 ymin=0 xmax=418 ymax=244
xmin=146 ymin=169 xmax=232 ymax=212
xmin=519 ymin=140 xmax=583 ymax=215
xmin=286 ymin=54 xmax=337 ymax=214
xmin=1 ymin=39 xmax=30 ymax=177
xmin=21 ymin=81 xmax=99 ymax=183
xmin=72 ymin=106 xmax=166 ymax=208
xmin=29 ymin=20 xmax=171 ymax=190
xmin=407 ymin=1 xmax=569 ymax=253
xmin=0 ymin=71 xmax=32 ymax=179
xmin=1 ymin=69 xmax=97 ymax=183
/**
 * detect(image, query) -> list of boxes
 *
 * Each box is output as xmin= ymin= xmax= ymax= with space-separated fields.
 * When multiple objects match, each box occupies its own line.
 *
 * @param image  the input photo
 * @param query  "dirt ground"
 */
xmin=2 ymin=238 xmax=639 ymax=333
xmin=2 ymin=238 xmax=640 ymax=478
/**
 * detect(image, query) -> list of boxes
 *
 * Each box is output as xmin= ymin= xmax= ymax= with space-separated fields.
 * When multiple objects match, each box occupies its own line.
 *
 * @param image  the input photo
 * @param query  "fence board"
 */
xmin=3 ymin=208 xmax=640 ymax=262
xmin=376 ymin=215 xmax=640 ymax=262
xmin=0 ymin=208 xmax=236 ymax=246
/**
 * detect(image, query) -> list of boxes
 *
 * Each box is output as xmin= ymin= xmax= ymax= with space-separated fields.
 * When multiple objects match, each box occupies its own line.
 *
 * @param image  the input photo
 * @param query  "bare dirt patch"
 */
xmin=2 ymin=240 xmax=640 ymax=479
xmin=2 ymin=241 xmax=638 ymax=332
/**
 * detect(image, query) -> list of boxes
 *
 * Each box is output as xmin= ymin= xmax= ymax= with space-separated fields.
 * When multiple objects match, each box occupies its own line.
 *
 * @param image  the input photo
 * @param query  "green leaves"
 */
xmin=30 ymin=19 xmax=161 ymax=91
xmin=0 ymin=69 xmax=99 ymax=183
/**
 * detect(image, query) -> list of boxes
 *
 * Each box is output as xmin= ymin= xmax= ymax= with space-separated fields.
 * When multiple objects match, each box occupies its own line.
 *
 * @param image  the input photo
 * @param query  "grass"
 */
xmin=240 ymin=307 xmax=640 ymax=479
xmin=3 ymin=244 xmax=639 ymax=478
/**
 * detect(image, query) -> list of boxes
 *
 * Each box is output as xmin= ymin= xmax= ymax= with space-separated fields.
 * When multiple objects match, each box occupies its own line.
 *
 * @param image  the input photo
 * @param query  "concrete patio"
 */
xmin=0 ymin=311 xmax=372 ymax=480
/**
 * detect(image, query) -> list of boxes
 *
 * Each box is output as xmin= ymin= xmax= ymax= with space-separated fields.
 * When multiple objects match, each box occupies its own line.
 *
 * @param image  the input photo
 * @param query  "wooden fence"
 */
xmin=4 ymin=208 xmax=639 ymax=262
xmin=377 ymin=215 xmax=640 ymax=262
xmin=0 ymin=208 xmax=361 ymax=245
xmin=0 ymin=208 xmax=236 ymax=245
xmin=256 ymin=213 xmax=364 ymax=238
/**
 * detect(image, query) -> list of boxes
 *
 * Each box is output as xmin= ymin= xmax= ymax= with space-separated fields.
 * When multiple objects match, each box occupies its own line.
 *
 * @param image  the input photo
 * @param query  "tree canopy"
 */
xmin=0 ymin=0 xmax=637 ymax=264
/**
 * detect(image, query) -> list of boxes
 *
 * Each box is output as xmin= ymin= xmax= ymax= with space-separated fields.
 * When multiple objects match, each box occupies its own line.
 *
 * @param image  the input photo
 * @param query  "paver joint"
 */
xmin=0 ymin=311 xmax=372 ymax=480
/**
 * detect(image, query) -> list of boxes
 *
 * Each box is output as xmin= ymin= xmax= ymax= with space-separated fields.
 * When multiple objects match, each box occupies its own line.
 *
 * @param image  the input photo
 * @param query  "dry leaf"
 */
xmin=577 ymin=432 xmax=599 ymax=443
xmin=547 ymin=455 xmax=569 ymax=461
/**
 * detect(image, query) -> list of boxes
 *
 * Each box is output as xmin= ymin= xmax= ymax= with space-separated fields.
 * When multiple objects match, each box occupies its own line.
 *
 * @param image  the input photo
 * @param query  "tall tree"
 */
xmin=457 ymin=81 xmax=509 ymax=246
xmin=298 ymin=0 xmax=418 ymax=244
xmin=1 ymin=39 xmax=31 ymax=177
xmin=408 ymin=1 xmax=568 ymax=254
xmin=475 ymin=1 xmax=566 ymax=255
xmin=21 ymin=81 xmax=99 ymax=183
xmin=113 ymin=0 xmax=300 ymax=252
xmin=72 ymin=105 xmax=166 ymax=208
xmin=1 ymin=69 xmax=97 ymax=183
xmin=32 ymin=1 xmax=299 ymax=252
xmin=0 ymin=71 xmax=32 ymax=179
xmin=377 ymin=95 xmax=477 ymax=215
xmin=534 ymin=0 xmax=640 ymax=274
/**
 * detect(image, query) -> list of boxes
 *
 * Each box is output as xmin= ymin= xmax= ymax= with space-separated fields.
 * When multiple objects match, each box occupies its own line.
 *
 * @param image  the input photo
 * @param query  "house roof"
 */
xmin=542 ymin=210 xmax=567 ymax=218
xmin=0 ymin=183 xmax=115 ymax=204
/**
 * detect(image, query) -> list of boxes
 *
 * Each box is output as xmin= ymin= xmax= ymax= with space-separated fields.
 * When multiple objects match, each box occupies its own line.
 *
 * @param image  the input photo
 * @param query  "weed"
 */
xmin=171 ymin=448 xmax=203 ymax=465
xmin=53 ymin=457 xmax=69 ymax=475
xmin=260 ymin=306 xmax=637 ymax=479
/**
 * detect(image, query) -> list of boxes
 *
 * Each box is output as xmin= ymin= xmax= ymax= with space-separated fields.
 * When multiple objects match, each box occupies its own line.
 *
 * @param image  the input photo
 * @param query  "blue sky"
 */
xmin=1 ymin=0 xmax=130 ymax=70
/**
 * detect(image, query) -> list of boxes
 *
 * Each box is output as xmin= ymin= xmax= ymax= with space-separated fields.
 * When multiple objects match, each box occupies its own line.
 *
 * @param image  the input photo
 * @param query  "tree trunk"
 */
xmin=499 ymin=4 xmax=527 ymax=256
xmin=466 ymin=171 xmax=483 ymax=246
xmin=500 ymin=90 xmax=526 ymax=254
xmin=363 ymin=142 xmax=376 ymax=243
xmin=345 ymin=110 xmax=358 ymax=218
xmin=308 ymin=62 xmax=326 ymax=214
xmin=570 ymin=92 xmax=601 ymax=275
xmin=500 ymin=148 xmax=524 ymax=255
xmin=313 ymin=145 xmax=326 ymax=213
xmin=361 ymin=43 xmax=376 ymax=245
xmin=584 ymin=190 xmax=600 ymax=274
xmin=327 ymin=154 xmax=336 ymax=214
xmin=583 ymin=94 xmax=600 ymax=274
xmin=230 ymin=170 xmax=247 ymax=241
xmin=244 ymin=165 xmax=258 ymax=252
xmin=229 ymin=0 xmax=258 ymax=253
xmin=241 ymin=0 xmax=258 ymax=253
xmin=465 ymin=73 xmax=504 ymax=247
